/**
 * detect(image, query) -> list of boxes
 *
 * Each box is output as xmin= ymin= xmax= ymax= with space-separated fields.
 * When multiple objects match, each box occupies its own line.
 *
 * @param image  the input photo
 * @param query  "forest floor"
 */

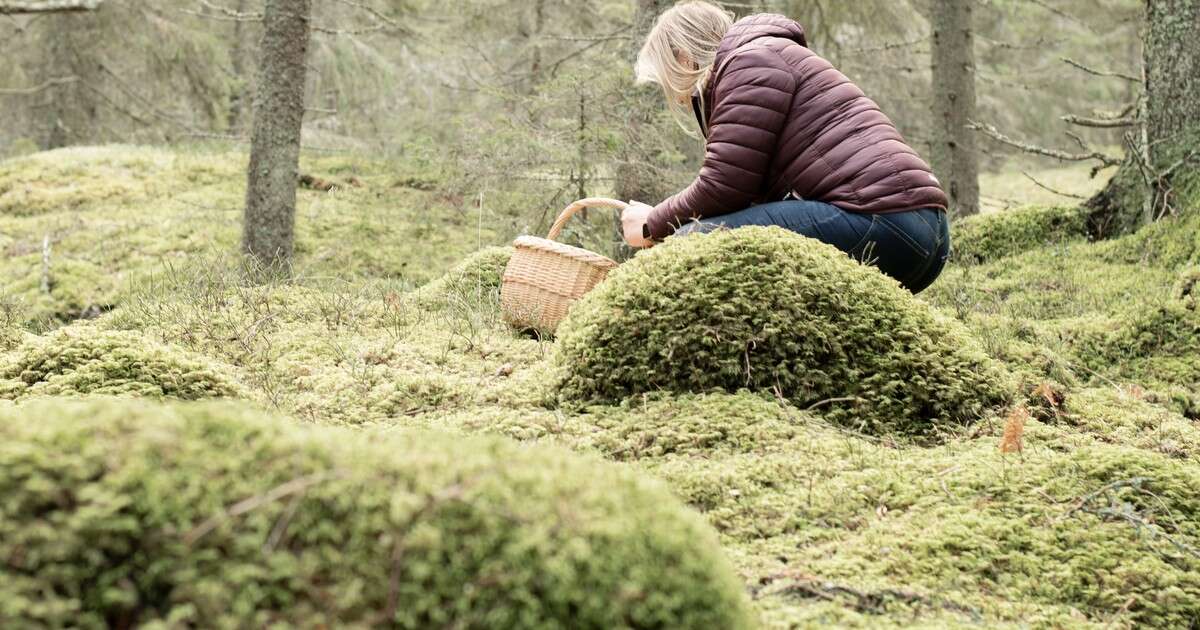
xmin=2 ymin=145 xmax=1199 ymax=628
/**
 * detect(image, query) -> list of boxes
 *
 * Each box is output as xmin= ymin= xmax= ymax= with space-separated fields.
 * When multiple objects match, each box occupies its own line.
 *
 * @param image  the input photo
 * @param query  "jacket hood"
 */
xmin=714 ymin=14 xmax=808 ymax=70
xmin=692 ymin=15 xmax=806 ymax=134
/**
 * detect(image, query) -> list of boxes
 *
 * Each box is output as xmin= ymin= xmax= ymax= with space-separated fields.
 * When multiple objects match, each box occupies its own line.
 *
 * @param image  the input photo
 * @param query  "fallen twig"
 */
xmin=184 ymin=470 xmax=345 ymax=545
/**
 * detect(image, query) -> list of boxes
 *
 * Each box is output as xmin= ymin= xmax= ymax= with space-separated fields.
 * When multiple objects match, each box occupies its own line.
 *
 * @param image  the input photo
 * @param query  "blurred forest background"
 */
xmin=0 ymin=0 xmax=1143 ymax=240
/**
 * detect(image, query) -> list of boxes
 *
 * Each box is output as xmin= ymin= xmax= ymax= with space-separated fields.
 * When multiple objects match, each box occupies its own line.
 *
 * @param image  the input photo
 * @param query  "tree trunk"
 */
xmin=613 ymin=0 xmax=672 ymax=258
xmin=929 ymin=0 xmax=980 ymax=219
xmin=0 ymin=0 xmax=101 ymax=13
xmin=242 ymin=0 xmax=311 ymax=273
xmin=41 ymin=14 xmax=94 ymax=149
xmin=1087 ymin=0 xmax=1200 ymax=236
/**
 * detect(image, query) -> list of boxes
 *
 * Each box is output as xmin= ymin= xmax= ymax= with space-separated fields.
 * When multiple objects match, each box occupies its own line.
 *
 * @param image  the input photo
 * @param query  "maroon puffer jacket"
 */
xmin=647 ymin=14 xmax=948 ymax=239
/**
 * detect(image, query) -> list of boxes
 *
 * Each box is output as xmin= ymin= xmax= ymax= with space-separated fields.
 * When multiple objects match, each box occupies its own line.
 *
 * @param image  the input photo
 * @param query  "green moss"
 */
xmin=562 ymin=391 xmax=1200 ymax=627
xmin=0 ymin=146 xmax=164 ymax=217
xmin=1 ymin=328 xmax=244 ymax=401
xmin=415 ymin=245 xmax=513 ymax=308
xmin=1068 ymin=301 xmax=1200 ymax=407
xmin=553 ymin=227 xmax=1014 ymax=437
xmin=1058 ymin=387 xmax=1200 ymax=458
xmin=846 ymin=444 xmax=1200 ymax=628
xmin=0 ymin=398 xmax=755 ymax=629
xmin=1 ymin=256 xmax=119 ymax=324
xmin=1177 ymin=266 xmax=1200 ymax=303
xmin=0 ymin=146 xmax=515 ymax=328
xmin=1095 ymin=210 xmax=1200 ymax=269
xmin=951 ymin=205 xmax=1088 ymax=265
xmin=579 ymin=392 xmax=804 ymax=461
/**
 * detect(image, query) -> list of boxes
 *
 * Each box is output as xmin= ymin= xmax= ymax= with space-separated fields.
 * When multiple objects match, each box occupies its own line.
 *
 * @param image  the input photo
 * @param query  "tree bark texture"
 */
xmin=242 ymin=0 xmax=311 ymax=272
xmin=1088 ymin=0 xmax=1200 ymax=235
xmin=930 ymin=0 xmax=980 ymax=219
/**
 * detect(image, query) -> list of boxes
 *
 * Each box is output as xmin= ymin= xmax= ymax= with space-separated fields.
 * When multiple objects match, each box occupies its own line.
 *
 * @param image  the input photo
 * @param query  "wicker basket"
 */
xmin=501 ymin=197 xmax=628 ymax=333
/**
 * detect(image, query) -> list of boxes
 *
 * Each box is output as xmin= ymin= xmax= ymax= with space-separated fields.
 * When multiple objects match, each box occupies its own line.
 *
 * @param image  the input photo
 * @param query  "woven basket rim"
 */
xmin=511 ymin=235 xmax=618 ymax=269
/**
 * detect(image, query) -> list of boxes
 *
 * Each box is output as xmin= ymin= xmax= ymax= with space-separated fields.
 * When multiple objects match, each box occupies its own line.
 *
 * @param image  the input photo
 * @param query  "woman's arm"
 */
xmin=646 ymin=47 xmax=796 ymax=239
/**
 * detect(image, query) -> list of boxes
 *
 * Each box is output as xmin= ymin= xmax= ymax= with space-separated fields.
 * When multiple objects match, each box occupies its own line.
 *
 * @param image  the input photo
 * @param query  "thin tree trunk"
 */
xmin=242 ymin=0 xmax=311 ymax=273
xmin=1087 ymin=0 xmax=1200 ymax=236
xmin=228 ymin=0 xmax=251 ymax=133
xmin=930 ymin=0 xmax=980 ymax=219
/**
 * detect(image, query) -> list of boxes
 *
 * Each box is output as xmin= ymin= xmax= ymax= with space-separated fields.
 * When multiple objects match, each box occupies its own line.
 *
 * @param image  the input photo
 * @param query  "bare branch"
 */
xmin=1027 ymin=0 xmax=1096 ymax=33
xmin=198 ymin=0 xmax=258 ymax=18
xmin=0 ymin=0 xmax=101 ymax=14
xmin=968 ymin=120 xmax=1122 ymax=168
xmin=843 ymin=34 xmax=930 ymax=55
xmin=1021 ymin=171 xmax=1087 ymax=200
xmin=179 ymin=0 xmax=261 ymax=21
xmin=1061 ymin=114 xmax=1135 ymax=128
xmin=1062 ymin=57 xmax=1141 ymax=83
xmin=332 ymin=0 xmax=398 ymax=28
xmin=0 ymin=76 xmax=77 ymax=95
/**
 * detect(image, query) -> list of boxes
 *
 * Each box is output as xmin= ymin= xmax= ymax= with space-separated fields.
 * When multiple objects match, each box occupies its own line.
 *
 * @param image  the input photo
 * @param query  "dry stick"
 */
xmin=0 ymin=76 xmax=77 ymax=95
xmin=0 ymin=0 xmax=102 ymax=14
xmin=805 ymin=396 xmax=860 ymax=411
xmin=195 ymin=0 xmax=260 ymax=20
xmin=1020 ymin=171 xmax=1087 ymax=200
xmin=333 ymin=0 xmax=399 ymax=28
xmin=40 ymin=234 xmax=51 ymax=294
xmin=1065 ymin=477 xmax=1200 ymax=560
xmin=1028 ymin=0 xmax=1096 ymax=33
xmin=184 ymin=471 xmax=344 ymax=545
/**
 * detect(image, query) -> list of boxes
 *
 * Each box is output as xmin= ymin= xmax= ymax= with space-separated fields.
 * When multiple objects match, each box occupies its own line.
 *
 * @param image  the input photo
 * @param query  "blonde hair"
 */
xmin=635 ymin=1 xmax=734 ymax=133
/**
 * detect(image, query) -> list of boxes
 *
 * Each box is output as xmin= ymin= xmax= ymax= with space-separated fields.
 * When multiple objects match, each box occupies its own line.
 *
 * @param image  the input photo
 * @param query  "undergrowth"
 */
xmin=4 ymin=146 xmax=1200 ymax=627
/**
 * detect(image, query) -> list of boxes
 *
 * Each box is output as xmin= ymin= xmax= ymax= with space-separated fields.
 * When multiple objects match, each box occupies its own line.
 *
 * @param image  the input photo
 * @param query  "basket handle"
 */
xmin=546 ymin=198 xmax=630 ymax=241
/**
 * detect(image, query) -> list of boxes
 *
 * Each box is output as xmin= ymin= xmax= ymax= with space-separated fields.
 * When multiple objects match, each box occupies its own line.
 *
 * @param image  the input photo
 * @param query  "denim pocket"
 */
xmin=876 ymin=214 xmax=932 ymax=259
xmin=848 ymin=215 xmax=884 ymax=264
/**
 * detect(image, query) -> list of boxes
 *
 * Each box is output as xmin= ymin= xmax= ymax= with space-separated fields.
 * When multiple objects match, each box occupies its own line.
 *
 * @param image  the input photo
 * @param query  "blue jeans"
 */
xmin=674 ymin=200 xmax=950 ymax=293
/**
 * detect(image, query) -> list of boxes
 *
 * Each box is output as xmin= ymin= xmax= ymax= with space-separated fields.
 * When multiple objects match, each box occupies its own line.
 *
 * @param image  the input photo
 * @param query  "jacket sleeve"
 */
xmin=646 ymin=47 xmax=796 ymax=239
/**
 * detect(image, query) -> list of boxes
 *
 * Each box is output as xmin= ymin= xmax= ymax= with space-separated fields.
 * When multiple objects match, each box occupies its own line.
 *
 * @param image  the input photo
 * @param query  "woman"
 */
xmin=621 ymin=1 xmax=950 ymax=293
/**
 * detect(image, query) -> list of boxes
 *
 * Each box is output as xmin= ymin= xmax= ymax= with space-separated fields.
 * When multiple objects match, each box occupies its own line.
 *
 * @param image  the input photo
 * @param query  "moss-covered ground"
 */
xmin=3 ymin=146 xmax=1200 ymax=627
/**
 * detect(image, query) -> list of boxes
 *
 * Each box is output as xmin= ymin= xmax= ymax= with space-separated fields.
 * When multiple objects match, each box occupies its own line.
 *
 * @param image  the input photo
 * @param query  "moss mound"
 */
xmin=1 ymin=328 xmax=244 ymax=401
xmin=1 ymin=257 xmax=119 ymax=323
xmin=0 ymin=147 xmax=164 ymax=217
xmin=581 ymin=392 xmax=804 ymax=460
xmin=952 ymin=205 xmax=1087 ymax=264
xmin=552 ymin=227 xmax=1013 ymax=436
xmin=0 ymin=398 xmax=755 ymax=629
xmin=416 ymin=245 xmax=513 ymax=307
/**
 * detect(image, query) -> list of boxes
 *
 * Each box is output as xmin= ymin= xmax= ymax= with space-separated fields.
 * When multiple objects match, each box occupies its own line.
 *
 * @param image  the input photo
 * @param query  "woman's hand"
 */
xmin=621 ymin=201 xmax=655 ymax=249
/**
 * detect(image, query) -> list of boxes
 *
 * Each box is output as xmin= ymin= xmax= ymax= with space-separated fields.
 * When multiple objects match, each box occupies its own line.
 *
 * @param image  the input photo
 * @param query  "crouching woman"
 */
xmin=621 ymin=1 xmax=951 ymax=293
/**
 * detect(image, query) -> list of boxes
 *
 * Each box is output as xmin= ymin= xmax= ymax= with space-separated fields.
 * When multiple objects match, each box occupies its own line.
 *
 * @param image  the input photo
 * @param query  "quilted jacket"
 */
xmin=647 ymin=14 xmax=948 ymax=239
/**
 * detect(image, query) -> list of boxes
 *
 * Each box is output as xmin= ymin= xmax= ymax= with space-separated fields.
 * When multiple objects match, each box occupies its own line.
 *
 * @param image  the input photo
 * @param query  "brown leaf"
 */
xmin=1000 ymin=406 xmax=1029 ymax=454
